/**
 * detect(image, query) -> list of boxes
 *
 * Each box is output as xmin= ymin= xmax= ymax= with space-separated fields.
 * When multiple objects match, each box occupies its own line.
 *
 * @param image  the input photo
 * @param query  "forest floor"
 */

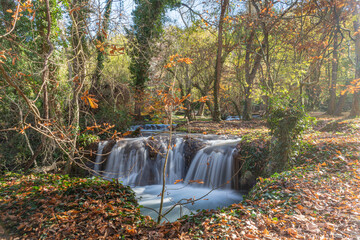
xmin=155 ymin=116 xmax=360 ymax=239
xmin=0 ymin=224 xmax=9 ymax=240
xmin=0 ymin=114 xmax=359 ymax=239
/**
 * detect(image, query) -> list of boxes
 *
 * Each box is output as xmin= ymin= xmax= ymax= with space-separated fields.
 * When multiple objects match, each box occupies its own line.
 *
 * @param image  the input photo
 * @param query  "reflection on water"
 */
xmin=133 ymin=184 xmax=244 ymax=222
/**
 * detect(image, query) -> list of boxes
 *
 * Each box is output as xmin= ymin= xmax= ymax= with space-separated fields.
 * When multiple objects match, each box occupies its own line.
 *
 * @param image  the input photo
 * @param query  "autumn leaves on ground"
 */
xmin=0 ymin=116 xmax=359 ymax=239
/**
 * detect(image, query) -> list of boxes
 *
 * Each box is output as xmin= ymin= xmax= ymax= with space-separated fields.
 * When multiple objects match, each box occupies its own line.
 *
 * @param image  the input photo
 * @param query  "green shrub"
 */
xmin=78 ymin=133 xmax=99 ymax=148
xmin=266 ymin=97 xmax=315 ymax=175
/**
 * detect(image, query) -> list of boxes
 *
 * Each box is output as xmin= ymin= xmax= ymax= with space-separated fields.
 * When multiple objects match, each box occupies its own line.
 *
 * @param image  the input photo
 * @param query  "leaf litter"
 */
xmin=0 ymin=118 xmax=359 ymax=239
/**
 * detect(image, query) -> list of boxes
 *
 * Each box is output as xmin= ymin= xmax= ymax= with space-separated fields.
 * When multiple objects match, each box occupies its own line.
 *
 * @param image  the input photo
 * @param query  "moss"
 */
xmin=233 ymin=132 xmax=271 ymax=190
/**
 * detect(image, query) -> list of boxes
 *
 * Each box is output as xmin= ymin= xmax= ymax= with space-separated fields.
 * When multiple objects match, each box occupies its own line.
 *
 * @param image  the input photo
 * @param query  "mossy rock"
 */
xmin=232 ymin=133 xmax=270 ymax=190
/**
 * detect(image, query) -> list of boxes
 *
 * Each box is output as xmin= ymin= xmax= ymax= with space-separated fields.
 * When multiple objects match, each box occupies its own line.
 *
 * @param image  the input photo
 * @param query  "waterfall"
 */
xmin=95 ymin=134 xmax=240 ymax=189
xmin=93 ymin=133 xmax=243 ymax=222
xmin=156 ymin=137 xmax=186 ymax=185
xmin=102 ymin=137 xmax=153 ymax=185
xmin=129 ymin=124 xmax=176 ymax=132
xmin=100 ymin=136 xmax=186 ymax=186
xmin=94 ymin=141 xmax=108 ymax=174
xmin=184 ymin=139 xmax=240 ymax=189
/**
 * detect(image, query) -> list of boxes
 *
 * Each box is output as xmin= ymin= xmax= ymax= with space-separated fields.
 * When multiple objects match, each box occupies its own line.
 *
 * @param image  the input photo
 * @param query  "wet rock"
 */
xmin=72 ymin=141 xmax=102 ymax=177
xmin=240 ymin=171 xmax=256 ymax=190
xmin=83 ymin=141 xmax=100 ymax=169
xmin=145 ymin=135 xmax=171 ymax=161
xmin=183 ymin=136 xmax=206 ymax=172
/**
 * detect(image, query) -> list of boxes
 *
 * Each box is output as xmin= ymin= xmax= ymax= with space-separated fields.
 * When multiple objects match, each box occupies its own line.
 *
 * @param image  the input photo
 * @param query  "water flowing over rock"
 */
xmin=129 ymin=124 xmax=176 ymax=132
xmin=94 ymin=141 xmax=108 ymax=173
xmin=184 ymin=139 xmax=240 ymax=189
xmin=94 ymin=134 xmax=241 ymax=189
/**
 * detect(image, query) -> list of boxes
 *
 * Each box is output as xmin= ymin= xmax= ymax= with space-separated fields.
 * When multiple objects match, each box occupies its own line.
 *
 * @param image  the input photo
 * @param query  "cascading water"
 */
xmin=101 ymin=137 xmax=153 ymax=185
xmin=97 ymin=136 xmax=187 ymax=186
xmin=129 ymin=124 xmax=176 ymax=132
xmin=94 ymin=132 xmax=244 ymax=222
xmin=184 ymin=139 xmax=240 ymax=189
xmin=94 ymin=141 xmax=107 ymax=174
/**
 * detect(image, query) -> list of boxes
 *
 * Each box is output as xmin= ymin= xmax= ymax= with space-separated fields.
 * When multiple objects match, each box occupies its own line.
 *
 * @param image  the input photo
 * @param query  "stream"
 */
xmin=93 ymin=126 xmax=245 ymax=222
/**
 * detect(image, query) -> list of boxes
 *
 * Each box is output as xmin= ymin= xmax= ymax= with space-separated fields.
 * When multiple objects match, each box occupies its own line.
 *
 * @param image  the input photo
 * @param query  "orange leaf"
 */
xmin=123 ymin=131 xmax=132 ymax=137
xmin=31 ymin=12 xmax=36 ymax=22
xmin=189 ymin=179 xmax=204 ymax=184
xmin=101 ymin=29 xmax=108 ymax=39
xmin=87 ymin=97 xmax=98 ymax=109
xmin=287 ymin=228 xmax=297 ymax=236
xmin=69 ymin=6 xmax=80 ymax=14
xmin=245 ymin=234 xmax=257 ymax=239
xmin=174 ymin=179 xmax=183 ymax=184
xmin=125 ymin=226 xmax=136 ymax=235
xmin=198 ymin=96 xmax=209 ymax=103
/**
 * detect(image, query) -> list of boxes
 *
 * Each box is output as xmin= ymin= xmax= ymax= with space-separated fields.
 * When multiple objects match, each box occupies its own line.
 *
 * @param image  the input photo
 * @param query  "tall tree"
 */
xmin=327 ymin=0 xmax=342 ymax=115
xmin=129 ymin=0 xmax=180 ymax=119
xmin=212 ymin=0 xmax=229 ymax=122
xmin=349 ymin=1 xmax=360 ymax=117
xmin=242 ymin=0 xmax=298 ymax=120
xmin=66 ymin=0 xmax=90 ymax=172
xmin=91 ymin=0 xmax=113 ymax=93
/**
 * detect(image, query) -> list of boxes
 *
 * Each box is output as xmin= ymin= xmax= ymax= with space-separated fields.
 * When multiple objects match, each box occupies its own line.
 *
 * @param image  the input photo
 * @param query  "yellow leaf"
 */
xmin=6 ymin=9 xmax=13 ymax=13
xmin=87 ymin=97 xmax=99 ymax=109
xmin=174 ymin=179 xmax=183 ymax=184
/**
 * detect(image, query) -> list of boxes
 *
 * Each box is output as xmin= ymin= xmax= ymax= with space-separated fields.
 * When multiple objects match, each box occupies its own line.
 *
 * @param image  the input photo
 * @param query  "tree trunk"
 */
xmin=350 ymin=92 xmax=360 ymax=117
xmin=197 ymin=102 xmax=205 ymax=116
xmin=243 ymin=50 xmax=262 ymax=121
xmin=231 ymin=100 xmax=241 ymax=118
xmin=66 ymin=0 xmax=89 ymax=173
xmin=334 ymin=92 xmax=347 ymax=116
xmin=134 ymin=85 xmax=144 ymax=120
xmin=213 ymin=0 xmax=229 ymax=122
xmin=327 ymin=32 xmax=338 ymax=115
xmin=37 ymin=0 xmax=54 ymax=165
xmin=350 ymin=11 xmax=360 ymax=117
xmin=179 ymin=79 xmax=193 ymax=122
xmin=206 ymin=100 xmax=214 ymax=117
xmin=92 ymin=0 xmax=113 ymax=92
xmin=242 ymin=16 xmax=263 ymax=121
